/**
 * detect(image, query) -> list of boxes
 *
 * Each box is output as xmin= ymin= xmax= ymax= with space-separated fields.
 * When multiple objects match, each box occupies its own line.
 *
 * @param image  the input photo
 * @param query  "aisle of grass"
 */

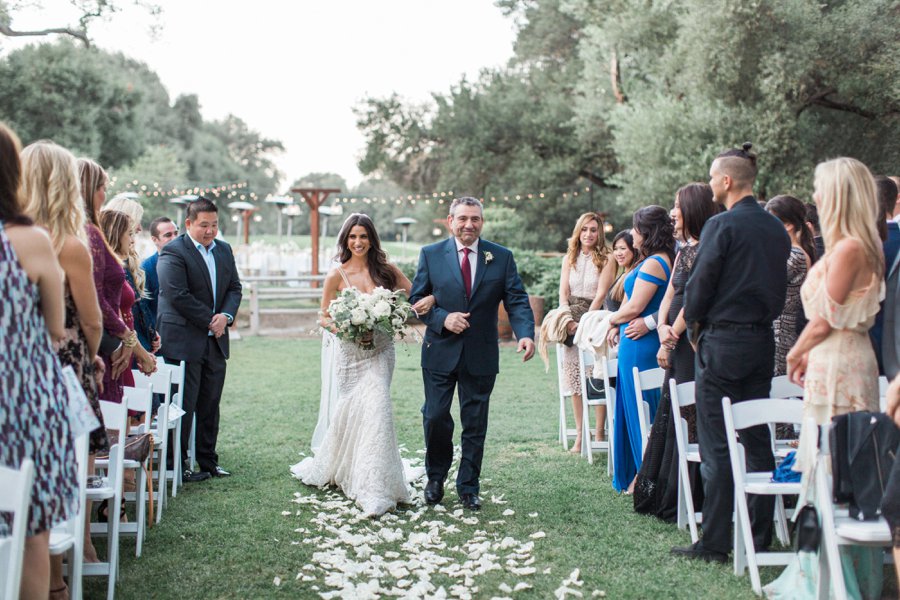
xmin=85 ymin=337 xmax=761 ymax=599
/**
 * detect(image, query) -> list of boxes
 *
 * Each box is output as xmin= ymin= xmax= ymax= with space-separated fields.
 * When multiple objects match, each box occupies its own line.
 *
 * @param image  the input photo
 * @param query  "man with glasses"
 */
xmin=142 ymin=216 xmax=178 ymax=333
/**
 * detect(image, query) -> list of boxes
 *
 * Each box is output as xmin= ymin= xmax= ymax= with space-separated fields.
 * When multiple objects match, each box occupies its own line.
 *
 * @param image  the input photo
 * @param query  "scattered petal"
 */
xmin=530 ymin=531 xmax=546 ymax=539
xmin=273 ymin=577 xmax=281 ymax=586
xmin=502 ymin=509 xmax=515 ymax=516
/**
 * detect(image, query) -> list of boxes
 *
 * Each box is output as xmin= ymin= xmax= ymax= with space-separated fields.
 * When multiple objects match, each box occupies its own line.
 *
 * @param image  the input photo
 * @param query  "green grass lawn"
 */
xmin=84 ymin=338 xmax=769 ymax=599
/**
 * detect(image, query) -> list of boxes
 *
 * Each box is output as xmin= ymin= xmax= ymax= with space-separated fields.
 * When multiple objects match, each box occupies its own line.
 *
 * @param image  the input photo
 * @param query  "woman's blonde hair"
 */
xmin=99 ymin=209 xmax=146 ymax=298
xmin=101 ymin=195 xmax=146 ymax=296
xmin=814 ymin=157 xmax=884 ymax=277
xmin=20 ymin=140 xmax=87 ymax=254
xmin=565 ymin=212 xmax=609 ymax=269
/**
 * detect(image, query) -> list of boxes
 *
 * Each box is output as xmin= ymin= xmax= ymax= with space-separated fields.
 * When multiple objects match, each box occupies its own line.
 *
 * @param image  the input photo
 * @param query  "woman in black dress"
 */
xmin=633 ymin=183 xmax=718 ymax=520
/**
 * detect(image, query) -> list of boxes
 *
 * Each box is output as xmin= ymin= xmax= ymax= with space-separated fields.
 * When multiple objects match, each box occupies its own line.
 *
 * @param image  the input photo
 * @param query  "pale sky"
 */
xmin=5 ymin=1 xmax=517 ymax=190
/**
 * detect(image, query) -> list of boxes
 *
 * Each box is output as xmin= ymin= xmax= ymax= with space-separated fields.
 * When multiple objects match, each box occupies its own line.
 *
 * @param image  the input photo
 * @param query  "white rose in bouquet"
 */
xmin=350 ymin=307 xmax=368 ymax=326
xmin=373 ymin=300 xmax=392 ymax=319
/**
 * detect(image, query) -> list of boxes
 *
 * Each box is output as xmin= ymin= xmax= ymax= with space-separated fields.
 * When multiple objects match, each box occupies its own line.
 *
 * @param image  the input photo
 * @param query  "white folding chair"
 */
xmin=769 ymin=375 xmax=804 ymax=457
xmin=155 ymin=357 xmax=186 ymax=495
xmin=578 ymin=348 xmax=612 ymax=463
xmin=85 ymin=400 xmax=127 ymax=600
xmin=113 ymin=386 xmax=152 ymax=557
xmin=812 ymin=419 xmax=892 ymax=599
xmin=670 ymin=379 xmax=702 ymax=543
xmin=631 ymin=366 xmax=665 ymax=457
xmin=132 ymin=368 xmax=171 ymax=522
xmin=601 ymin=356 xmax=618 ymax=478
xmin=722 ymin=396 xmax=804 ymax=595
xmin=0 ymin=459 xmax=34 ymax=600
xmin=556 ymin=343 xmax=577 ymax=450
xmin=49 ymin=432 xmax=89 ymax=600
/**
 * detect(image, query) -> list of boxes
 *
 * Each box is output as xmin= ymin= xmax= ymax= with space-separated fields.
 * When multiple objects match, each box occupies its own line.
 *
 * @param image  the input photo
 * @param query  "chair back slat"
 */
xmin=0 ymin=459 xmax=34 ymax=600
xmin=770 ymin=375 xmax=803 ymax=399
xmin=729 ymin=398 xmax=804 ymax=430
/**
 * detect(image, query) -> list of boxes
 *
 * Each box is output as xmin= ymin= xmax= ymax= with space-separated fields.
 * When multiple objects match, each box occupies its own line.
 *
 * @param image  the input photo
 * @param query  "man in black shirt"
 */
xmin=672 ymin=143 xmax=791 ymax=563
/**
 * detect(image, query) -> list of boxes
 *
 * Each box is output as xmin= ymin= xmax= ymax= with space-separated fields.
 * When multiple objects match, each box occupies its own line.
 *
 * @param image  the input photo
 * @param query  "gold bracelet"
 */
xmin=122 ymin=330 xmax=138 ymax=348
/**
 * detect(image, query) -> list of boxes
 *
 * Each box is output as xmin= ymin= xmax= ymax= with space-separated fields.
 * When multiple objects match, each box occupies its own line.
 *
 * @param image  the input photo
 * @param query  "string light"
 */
xmin=110 ymin=179 xmax=252 ymax=200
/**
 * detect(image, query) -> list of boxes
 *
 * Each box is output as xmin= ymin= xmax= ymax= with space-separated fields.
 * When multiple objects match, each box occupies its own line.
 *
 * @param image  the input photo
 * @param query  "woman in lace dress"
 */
xmin=634 ymin=183 xmax=716 ymax=519
xmin=558 ymin=212 xmax=617 ymax=452
xmin=765 ymin=195 xmax=816 ymax=376
xmin=292 ymin=214 xmax=434 ymax=517
xmin=768 ymin=158 xmax=885 ymax=599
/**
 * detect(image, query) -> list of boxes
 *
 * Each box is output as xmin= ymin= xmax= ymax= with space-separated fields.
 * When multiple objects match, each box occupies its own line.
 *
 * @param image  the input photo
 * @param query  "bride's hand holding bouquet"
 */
xmin=324 ymin=286 xmax=414 ymax=349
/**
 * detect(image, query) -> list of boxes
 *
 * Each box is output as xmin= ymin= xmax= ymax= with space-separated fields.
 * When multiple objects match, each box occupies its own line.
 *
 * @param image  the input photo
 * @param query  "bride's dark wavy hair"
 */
xmin=633 ymin=205 xmax=676 ymax=263
xmin=335 ymin=213 xmax=398 ymax=289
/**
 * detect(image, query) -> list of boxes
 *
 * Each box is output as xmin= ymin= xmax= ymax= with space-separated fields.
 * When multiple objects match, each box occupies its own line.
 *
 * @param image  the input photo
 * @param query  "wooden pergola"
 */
xmin=290 ymin=187 xmax=341 ymax=284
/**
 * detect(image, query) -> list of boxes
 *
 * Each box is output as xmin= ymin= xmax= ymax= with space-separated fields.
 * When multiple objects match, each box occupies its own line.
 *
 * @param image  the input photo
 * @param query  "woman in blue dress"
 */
xmin=607 ymin=206 xmax=675 ymax=493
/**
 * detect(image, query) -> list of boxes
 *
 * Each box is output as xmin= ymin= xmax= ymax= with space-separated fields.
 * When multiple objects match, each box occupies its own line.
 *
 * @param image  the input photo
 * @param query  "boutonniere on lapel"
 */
xmin=483 ymin=251 xmax=494 ymax=265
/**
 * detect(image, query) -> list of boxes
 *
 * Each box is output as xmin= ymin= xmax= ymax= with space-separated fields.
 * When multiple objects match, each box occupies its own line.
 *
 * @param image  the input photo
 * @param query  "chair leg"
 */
xmin=135 ymin=468 xmax=146 ymax=557
xmin=581 ymin=394 xmax=593 ymax=463
xmin=172 ymin=422 xmax=181 ymax=497
xmin=559 ymin=390 xmax=568 ymax=449
xmin=774 ymin=495 xmax=790 ymax=546
xmin=736 ymin=493 xmax=763 ymax=594
xmin=606 ymin=396 xmax=615 ymax=478
xmin=107 ymin=495 xmax=120 ymax=600
xmin=156 ymin=442 xmax=167 ymax=523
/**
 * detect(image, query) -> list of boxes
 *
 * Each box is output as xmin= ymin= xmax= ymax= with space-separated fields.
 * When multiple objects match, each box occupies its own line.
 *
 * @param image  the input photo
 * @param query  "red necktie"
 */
xmin=460 ymin=247 xmax=472 ymax=300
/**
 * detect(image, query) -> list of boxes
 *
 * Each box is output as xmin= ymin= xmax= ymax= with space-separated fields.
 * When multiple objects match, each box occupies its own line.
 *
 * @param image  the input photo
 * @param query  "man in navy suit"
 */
xmin=158 ymin=198 xmax=242 ymax=481
xmin=410 ymin=197 xmax=535 ymax=510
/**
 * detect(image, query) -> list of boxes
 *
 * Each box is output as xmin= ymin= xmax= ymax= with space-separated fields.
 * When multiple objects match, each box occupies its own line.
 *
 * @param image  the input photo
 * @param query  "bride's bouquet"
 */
xmin=325 ymin=287 xmax=414 ymax=349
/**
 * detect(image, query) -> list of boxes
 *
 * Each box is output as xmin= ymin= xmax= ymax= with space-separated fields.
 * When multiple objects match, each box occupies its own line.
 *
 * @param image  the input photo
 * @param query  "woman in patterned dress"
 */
xmin=0 ymin=123 xmax=78 ymax=599
xmin=558 ymin=212 xmax=617 ymax=452
xmin=20 ymin=141 xmax=111 ymax=569
xmin=765 ymin=195 xmax=816 ymax=376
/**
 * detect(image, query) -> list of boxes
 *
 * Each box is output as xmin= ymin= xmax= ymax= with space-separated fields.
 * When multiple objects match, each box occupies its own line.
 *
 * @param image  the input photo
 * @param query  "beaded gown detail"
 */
xmin=561 ymin=252 xmax=601 ymax=394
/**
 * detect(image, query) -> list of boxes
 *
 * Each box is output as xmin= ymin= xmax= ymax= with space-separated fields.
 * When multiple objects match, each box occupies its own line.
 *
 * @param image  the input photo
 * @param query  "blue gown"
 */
xmin=612 ymin=255 xmax=670 ymax=492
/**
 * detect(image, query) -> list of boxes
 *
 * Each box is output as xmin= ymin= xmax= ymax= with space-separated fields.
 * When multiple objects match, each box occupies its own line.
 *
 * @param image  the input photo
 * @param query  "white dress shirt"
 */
xmin=454 ymin=237 xmax=478 ymax=289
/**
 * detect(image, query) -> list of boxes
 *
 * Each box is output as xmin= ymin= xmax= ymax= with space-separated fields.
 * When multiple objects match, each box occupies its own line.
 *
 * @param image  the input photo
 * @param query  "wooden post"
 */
xmin=290 ymin=188 xmax=340 ymax=286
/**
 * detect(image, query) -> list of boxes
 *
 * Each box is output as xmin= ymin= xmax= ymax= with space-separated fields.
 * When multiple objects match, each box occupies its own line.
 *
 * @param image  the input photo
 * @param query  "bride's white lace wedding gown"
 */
xmin=291 ymin=331 xmax=414 ymax=516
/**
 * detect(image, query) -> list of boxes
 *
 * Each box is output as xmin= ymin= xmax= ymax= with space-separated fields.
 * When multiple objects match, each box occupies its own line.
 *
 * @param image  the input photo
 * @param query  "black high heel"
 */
xmin=96 ymin=499 xmax=127 ymax=523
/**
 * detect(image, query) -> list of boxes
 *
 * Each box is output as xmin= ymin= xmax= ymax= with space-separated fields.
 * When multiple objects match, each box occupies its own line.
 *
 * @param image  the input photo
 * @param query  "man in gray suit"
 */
xmin=158 ymin=197 xmax=242 ymax=481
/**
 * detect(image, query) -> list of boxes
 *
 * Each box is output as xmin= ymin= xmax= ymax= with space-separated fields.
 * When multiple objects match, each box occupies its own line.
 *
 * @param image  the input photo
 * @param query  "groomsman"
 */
xmin=157 ymin=198 xmax=242 ymax=481
xmin=674 ymin=143 xmax=790 ymax=563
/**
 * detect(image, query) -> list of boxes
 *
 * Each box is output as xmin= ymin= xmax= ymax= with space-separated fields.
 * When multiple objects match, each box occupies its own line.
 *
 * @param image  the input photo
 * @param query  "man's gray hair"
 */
xmin=448 ymin=196 xmax=483 ymax=216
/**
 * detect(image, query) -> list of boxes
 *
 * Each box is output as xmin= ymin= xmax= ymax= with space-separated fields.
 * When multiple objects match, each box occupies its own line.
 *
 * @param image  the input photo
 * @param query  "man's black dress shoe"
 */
xmin=182 ymin=469 xmax=211 ymax=483
xmin=205 ymin=465 xmax=231 ymax=477
xmin=424 ymin=479 xmax=444 ymax=505
xmin=459 ymin=493 xmax=481 ymax=511
xmin=670 ymin=541 xmax=727 ymax=564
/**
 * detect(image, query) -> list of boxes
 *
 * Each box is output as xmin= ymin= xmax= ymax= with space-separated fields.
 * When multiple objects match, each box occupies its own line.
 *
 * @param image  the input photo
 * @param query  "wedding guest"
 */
xmin=765 ymin=195 xmax=816 ymax=376
xmin=773 ymin=157 xmax=886 ymax=598
xmin=102 ymin=197 xmax=159 ymax=353
xmin=607 ymin=206 xmax=674 ymax=494
xmin=634 ymin=183 xmax=716 ymax=519
xmin=20 ymin=141 xmax=110 ymax=568
xmin=142 ymin=216 xmax=178 ymax=338
xmin=0 ymin=122 xmax=78 ymax=600
xmin=882 ymin=374 xmax=900 ymax=582
xmin=870 ymin=176 xmax=900 ymax=375
xmin=99 ymin=209 xmax=157 ymax=406
xmin=157 ymin=198 xmax=242 ymax=481
xmin=890 ymin=176 xmax=900 ymax=220
xmin=604 ymin=230 xmax=637 ymax=311
xmin=805 ymin=202 xmax=826 ymax=260
xmin=674 ymin=143 xmax=790 ymax=563
xmin=558 ymin=212 xmax=617 ymax=451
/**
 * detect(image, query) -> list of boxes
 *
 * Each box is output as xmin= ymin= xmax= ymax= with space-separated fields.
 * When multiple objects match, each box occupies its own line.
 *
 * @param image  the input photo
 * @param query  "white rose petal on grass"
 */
xmin=498 ymin=583 xmax=513 ymax=593
xmin=508 ymin=566 xmax=536 ymax=576
xmin=273 ymin=577 xmax=281 ymax=587
xmin=555 ymin=586 xmax=584 ymax=599
xmin=592 ymin=592 xmax=607 ymax=598
xmin=462 ymin=517 xmax=479 ymax=525
xmin=528 ymin=512 xmax=539 ymax=518
xmin=281 ymin=510 xmax=292 ymax=516
xmin=490 ymin=494 xmax=508 ymax=504
xmin=514 ymin=583 xmax=533 ymax=592
xmin=529 ymin=531 xmax=546 ymax=539
xmin=502 ymin=509 xmax=515 ymax=516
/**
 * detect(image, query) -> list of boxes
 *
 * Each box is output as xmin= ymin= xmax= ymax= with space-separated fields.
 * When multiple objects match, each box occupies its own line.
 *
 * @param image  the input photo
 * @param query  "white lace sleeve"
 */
xmin=311 ymin=330 xmax=340 ymax=454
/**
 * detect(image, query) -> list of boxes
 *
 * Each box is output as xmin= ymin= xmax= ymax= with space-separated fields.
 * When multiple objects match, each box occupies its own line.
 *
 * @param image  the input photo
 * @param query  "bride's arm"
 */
xmin=319 ymin=270 xmax=342 ymax=333
xmin=393 ymin=265 xmax=434 ymax=315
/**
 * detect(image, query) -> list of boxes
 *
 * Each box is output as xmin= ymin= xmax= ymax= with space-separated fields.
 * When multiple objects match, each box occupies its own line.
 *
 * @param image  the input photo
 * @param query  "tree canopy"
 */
xmin=356 ymin=0 xmax=900 ymax=249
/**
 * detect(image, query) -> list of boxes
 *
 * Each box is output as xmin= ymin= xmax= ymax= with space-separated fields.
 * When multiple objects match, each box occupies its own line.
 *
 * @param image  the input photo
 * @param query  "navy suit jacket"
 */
xmin=157 ymin=234 xmax=242 ymax=361
xmin=410 ymin=237 xmax=534 ymax=376
xmin=871 ymin=221 xmax=900 ymax=372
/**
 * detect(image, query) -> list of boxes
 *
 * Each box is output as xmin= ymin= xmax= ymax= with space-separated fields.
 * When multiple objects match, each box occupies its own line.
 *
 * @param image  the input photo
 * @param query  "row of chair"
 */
xmin=0 ymin=356 xmax=193 ymax=600
xmin=556 ymin=343 xmax=893 ymax=597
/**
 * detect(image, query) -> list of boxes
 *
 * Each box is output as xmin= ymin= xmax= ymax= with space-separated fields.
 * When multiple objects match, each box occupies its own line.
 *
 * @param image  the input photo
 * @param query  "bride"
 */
xmin=291 ymin=213 xmax=433 ymax=516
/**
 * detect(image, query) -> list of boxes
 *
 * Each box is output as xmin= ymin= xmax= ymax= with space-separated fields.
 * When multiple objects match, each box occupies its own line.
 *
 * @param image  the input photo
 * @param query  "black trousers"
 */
xmin=422 ymin=353 xmax=496 ymax=496
xmin=695 ymin=327 xmax=775 ymax=555
xmin=176 ymin=337 xmax=227 ymax=472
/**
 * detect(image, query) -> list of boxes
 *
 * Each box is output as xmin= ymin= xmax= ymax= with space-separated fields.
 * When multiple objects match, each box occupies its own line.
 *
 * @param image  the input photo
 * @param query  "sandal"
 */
xmin=96 ymin=499 xmax=127 ymax=523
